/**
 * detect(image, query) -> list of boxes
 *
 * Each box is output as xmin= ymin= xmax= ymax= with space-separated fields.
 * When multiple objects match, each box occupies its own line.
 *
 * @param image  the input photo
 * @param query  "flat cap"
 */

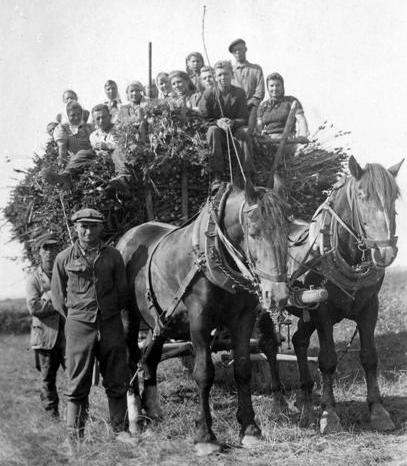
xmin=71 ymin=208 xmax=105 ymax=223
xmin=36 ymin=233 xmax=59 ymax=249
xmin=228 ymin=38 xmax=246 ymax=53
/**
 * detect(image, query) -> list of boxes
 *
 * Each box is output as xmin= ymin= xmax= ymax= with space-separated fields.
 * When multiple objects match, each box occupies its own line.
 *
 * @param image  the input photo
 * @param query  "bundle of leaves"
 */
xmin=253 ymin=122 xmax=350 ymax=219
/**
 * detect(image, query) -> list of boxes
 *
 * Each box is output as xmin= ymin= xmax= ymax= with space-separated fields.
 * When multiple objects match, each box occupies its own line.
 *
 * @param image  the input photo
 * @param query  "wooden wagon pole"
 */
xmin=145 ymin=41 xmax=154 ymax=220
xmin=266 ymin=100 xmax=297 ymax=187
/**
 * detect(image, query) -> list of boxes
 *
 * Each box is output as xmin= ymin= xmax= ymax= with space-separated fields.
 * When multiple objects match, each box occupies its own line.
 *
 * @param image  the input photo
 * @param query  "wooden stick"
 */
xmin=145 ymin=185 xmax=154 ymax=220
xmin=181 ymin=163 xmax=189 ymax=221
xmin=148 ymin=42 xmax=152 ymax=98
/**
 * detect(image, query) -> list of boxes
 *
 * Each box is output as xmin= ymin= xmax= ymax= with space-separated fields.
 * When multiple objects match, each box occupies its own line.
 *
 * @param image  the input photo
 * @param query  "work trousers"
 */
xmin=206 ymin=125 xmax=254 ymax=178
xmin=34 ymin=330 xmax=65 ymax=414
xmin=65 ymin=314 xmax=129 ymax=402
xmin=63 ymin=149 xmax=127 ymax=177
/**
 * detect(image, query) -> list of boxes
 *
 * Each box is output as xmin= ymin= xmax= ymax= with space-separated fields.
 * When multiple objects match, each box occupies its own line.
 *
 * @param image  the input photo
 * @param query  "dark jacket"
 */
xmin=26 ymin=267 xmax=62 ymax=350
xmin=51 ymin=241 xmax=128 ymax=323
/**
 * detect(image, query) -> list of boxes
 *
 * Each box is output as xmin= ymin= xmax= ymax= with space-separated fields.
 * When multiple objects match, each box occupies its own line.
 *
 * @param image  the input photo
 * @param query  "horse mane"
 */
xmin=254 ymin=188 xmax=289 ymax=250
xmin=357 ymin=163 xmax=400 ymax=208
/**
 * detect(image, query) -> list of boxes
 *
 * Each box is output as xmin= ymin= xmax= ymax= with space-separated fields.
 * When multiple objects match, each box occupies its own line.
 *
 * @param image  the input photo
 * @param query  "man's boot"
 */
xmin=63 ymin=400 xmax=88 ymax=456
xmin=108 ymin=396 xmax=127 ymax=433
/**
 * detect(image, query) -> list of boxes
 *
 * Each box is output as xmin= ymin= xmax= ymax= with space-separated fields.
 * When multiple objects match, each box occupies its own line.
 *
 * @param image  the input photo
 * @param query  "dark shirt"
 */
xmin=257 ymin=96 xmax=303 ymax=135
xmin=51 ymin=241 xmax=128 ymax=323
xmin=198 ymin=85 xmax=249 ymax=126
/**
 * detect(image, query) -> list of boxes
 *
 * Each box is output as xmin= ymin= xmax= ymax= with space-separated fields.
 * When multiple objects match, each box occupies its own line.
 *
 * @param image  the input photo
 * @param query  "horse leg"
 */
xmin=292 ymin=317 xmax=316 ymax=427
xmin=316 ymin=317 xmax=343 ymax=434
xmin=229 ymin=310 xmax=262 ymax=447
xmin=189 ymin=311 xmax=220 ymax=456
xmin=357 ymin=296 xmax=395 ymax=431
xmin=141 ymin=331 xmax=165 ymax=420
xmin=256 ymin=309 xmax=288 ymax=415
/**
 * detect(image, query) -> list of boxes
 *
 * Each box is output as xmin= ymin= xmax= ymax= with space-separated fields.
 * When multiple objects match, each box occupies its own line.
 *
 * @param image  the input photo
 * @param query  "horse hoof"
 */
xmin=370 ymin=404 xmax=395 ymax=432
xmin=194 ymin=442 xmax=222 ymax=456
xmin=241 ymin=434 xmax=262 ymax=449
xmin=320 ymin=410 xmax=343 ymax=434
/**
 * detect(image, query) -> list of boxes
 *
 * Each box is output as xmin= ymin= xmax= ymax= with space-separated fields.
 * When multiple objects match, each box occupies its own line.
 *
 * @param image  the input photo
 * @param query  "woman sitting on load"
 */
xmin=257 ymin=72 xmax=309 ymax=143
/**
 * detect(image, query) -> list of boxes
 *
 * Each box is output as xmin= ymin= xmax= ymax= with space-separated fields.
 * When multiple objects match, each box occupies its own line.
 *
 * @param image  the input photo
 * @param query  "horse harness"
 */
xmin=291 ymin=178 xmax=393 ymax=299
xmin=144 ymin=183 xmax=275 ymax=337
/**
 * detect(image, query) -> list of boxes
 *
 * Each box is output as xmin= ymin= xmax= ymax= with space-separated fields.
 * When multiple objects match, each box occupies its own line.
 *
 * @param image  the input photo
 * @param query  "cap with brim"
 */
xmin=36 ymin=233 xmax=59 ymax=249
xmin=71 ymin=208 xmax=105 ymax=223
xmin=228 ymin=38 xmax=246 ymax=53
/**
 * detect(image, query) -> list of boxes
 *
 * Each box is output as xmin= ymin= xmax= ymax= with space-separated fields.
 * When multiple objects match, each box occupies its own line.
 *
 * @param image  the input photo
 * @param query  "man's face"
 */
xmin=75 ymin=222 xmax=103 ymax=247
xmin=67 ymin=107 xmax=82 ymax=126
xmin=127 ymin=86 xmax=143 ymax=104
xmin=105 ymin=84 xmax=117 ymax=100
xmin=171 ymin=77 xmax=187 ymax=96
xmin=39 ymin=244 xmax=58 ymax=270
xmin=93 ymin=109 xmax=111 ymax=130
xmin=215 ymin=68 xmax=232 ymax=88
xmin=231 ymin=43 xmax=247 ymax=63
xmin=200 ymin=71 xmax=214 ymax=90
xmin=63 ymin=91 xmax=77 ymax=104
xmin=267 ymin=79 xmax=284 ymax=99
xmin=187 ymin=56 xmax=202 ymax=72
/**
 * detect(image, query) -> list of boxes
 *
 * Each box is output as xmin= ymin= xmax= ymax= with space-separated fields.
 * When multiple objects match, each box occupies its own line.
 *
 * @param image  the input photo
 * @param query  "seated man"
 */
xmin=198 ymin=60 xmax=251 ymax=190
xmin=90 ymin=104 xmax=133 ymax=192
xmin=190 ymin=66 xmax=214 ymax=111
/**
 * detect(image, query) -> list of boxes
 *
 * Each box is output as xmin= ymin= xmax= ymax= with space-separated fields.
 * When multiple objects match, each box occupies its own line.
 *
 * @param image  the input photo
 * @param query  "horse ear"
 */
xmin=348 ymin=155 xmax=363 ymax=180
xmin=388 ymin=158 xmax=404 ymax=178
xmin=244 ymin=177 xmax=257 ymax=204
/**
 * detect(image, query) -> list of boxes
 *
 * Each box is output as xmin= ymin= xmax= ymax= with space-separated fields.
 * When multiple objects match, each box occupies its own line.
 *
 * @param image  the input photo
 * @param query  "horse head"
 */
xmin=239 ymin=179 xmax=289 ymax=310
xmin=348 ymin=155 xmax=404 ymax=268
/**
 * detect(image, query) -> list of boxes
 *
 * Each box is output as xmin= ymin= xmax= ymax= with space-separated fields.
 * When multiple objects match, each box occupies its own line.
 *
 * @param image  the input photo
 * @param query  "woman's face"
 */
xmin=67 ymin=107 xmax=83 ymax=126
xmin=127 ymin=85 xmax=142 ymax=104
xmin=171 ymin=76 xmax=187 ymax=96
xmin=105 ymin=83 xmax=118 ymax=100
xmin=268 ymin=79 xmax=284 ymax=99
xmin=187 ymin=56 xmax=202 ymax=73
xmin=157 ymin=76 xmax=170 ymax=94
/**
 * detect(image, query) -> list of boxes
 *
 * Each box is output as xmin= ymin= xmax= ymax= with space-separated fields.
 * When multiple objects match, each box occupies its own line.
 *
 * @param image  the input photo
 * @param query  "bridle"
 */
xmin=326 ymin=179 xmax=398 ymax=255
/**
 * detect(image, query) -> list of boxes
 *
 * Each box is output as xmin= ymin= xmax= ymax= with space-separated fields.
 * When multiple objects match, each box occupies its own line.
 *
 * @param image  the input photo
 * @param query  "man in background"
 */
xmin=26 ymin=233 xmax=65 ymax=419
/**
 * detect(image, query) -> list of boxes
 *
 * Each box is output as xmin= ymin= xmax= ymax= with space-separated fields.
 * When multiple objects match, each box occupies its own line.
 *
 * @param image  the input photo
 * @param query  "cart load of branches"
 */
xmin=4 ymin=100 xmax=349 ymax=265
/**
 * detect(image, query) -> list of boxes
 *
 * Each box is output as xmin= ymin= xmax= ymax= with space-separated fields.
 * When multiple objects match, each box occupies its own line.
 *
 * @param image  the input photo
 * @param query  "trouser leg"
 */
xmin=234 ymin=127 xmax=255 ymax=180
xmin=63 ymin=149 xmax=95 ymax=174
xmin=111 ymin=148 xmax=131 ymax=177
xmin=206 ymin=125 xmax=226 ymax=174
xmin=65 ymin=318 xmax=97 ymax=436
xmin=98 ymin=315 xmax=129 ymax=432
xmin=36 ymin=348 xmax=60 ymax=415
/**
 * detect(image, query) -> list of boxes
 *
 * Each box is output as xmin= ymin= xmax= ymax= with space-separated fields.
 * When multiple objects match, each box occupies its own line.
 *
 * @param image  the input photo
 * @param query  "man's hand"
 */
xmin=216 ymin=117 xmax=234 ymax=132
xmin=93 ymin=141 xmax=108 ymax=151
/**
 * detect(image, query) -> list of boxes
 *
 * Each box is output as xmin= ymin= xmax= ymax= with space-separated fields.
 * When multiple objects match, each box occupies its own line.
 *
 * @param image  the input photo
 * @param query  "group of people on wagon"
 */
xmin=42 ymin=38 xmax=309 ymax=193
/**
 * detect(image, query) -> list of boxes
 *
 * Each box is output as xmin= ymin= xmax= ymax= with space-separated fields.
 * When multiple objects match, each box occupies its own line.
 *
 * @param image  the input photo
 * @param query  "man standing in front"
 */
xmin=229 ymin=38 xmax=265 ymax=130
xmin=26 ymin=233 xmax=65 ymax=419
xmin=51 ymin=208 xmax=130 ymax=449
xmin=198 ymin=60 xmax=250 ymax=191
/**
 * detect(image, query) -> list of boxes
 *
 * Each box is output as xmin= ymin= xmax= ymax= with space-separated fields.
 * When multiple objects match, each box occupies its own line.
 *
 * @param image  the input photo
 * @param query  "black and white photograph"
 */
xmin=0 ymin=1 xmax=406 ymax=464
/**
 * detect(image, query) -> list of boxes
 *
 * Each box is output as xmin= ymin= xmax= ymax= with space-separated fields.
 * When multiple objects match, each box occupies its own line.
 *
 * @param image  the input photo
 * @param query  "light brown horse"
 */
xmin=117 ymin=182 xmax=288 ymax=454
xmin=258 ymin=156 xmax=403 ymax=434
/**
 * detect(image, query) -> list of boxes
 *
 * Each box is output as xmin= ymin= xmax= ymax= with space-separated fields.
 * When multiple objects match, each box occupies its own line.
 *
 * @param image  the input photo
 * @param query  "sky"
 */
xmin=0 ymin=0 xmax=406 ymax=298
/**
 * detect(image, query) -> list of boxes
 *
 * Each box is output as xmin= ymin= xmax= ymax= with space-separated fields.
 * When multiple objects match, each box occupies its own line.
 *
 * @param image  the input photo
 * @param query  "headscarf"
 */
xmin=266 ymin=72 xmax=285 ymax=99
xmin=169 ymin=70 xmax=195 ymax=94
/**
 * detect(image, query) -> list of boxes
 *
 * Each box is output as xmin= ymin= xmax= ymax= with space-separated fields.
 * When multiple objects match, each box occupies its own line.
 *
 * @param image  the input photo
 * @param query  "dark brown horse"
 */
xmin=116 ymin=183 xmax=289 ymax=454
xmin=258 ymin=156 xmax=403 ymax=433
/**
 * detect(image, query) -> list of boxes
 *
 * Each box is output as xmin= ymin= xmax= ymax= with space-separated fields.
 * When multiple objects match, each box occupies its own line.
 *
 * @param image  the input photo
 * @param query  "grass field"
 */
xmin=0 ymin=269 xmax=406 ymax=465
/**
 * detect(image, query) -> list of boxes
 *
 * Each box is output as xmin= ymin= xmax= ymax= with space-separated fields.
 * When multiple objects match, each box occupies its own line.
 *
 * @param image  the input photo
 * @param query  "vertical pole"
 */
xmin=145 ymin=41 xmax=154 ymax=220
xmin=181 ymin=163 xmax=189 ymax=221
xmin=148 ymin=41 xmax=152 ymax=98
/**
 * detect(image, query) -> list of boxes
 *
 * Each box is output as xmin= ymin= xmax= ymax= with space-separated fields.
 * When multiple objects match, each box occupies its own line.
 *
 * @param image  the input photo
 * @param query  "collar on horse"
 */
xmin=310 ymin=178 xmax=387 ymax=294
xmin=145 ymin=183 xmax=268 ymax=335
